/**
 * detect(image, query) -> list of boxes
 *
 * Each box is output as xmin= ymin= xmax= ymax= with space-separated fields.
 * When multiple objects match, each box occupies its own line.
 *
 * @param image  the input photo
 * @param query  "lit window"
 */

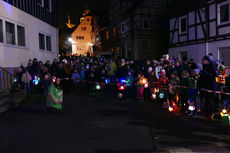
xmin=113 ymin=27 xmax=116 ymax=37
xmin=106 ymin=31 xmax=109 ymax=39
xmin=17 ymin=25 xmax=25 ymax=46
xmin=220 ymin=4 xmax=229 ymax=23
xmin=39 ymin=33 xmax=45 ymax=50
xmin=6 ymin=21 xmax=15 ymax=45
xmin=179 ymin=17 xmax=187 ymax=33
xmin=143 ymin=19 xmax=150 ymax=30
xmin=150 ymin=0 xmax=157 ymax=7
xmin=0 ymin=19 xmax=3 ymax=43
xmin=46 ymin=36 xmax=52 ymax=51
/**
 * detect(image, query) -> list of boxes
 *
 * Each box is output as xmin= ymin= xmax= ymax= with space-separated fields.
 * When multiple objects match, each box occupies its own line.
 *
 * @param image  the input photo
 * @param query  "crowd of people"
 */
xmin=12 ymin=54 xmax=230 ymax=120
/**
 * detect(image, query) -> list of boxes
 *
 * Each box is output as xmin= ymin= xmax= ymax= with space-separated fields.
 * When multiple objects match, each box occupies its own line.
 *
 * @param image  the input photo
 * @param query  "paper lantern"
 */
xmin=159 ymin=93 xmax=164 ymax=99
xmin=118 ymin=93 xmax=123 ymax=98
xmin=96 ymin=84 xmax=101 ymax=90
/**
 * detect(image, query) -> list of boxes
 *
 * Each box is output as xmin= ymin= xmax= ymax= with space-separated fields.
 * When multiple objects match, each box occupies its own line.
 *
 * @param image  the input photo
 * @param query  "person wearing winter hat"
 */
xmin=199 ymin=55 xmax=217 ymax=120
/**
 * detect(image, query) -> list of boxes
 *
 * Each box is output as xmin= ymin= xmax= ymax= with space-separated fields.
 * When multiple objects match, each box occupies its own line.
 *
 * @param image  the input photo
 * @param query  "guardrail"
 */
xmin=0 ymin=66 xmax=13 ymax=96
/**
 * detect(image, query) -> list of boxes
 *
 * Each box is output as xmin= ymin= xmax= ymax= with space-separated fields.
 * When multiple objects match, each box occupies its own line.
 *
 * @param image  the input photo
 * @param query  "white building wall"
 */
xmin=169 ymin=43 xmax=206 ymax=64
xmin=0 ymin=1 xmax=58 ymax=68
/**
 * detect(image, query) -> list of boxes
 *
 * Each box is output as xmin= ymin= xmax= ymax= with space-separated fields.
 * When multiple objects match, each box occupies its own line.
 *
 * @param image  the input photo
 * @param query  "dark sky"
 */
xmin=57 ymin=0 xmax=109 ymax=29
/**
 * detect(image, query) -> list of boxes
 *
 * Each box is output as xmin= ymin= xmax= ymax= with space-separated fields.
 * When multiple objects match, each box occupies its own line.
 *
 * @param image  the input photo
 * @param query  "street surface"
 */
xmin=0 ymin=93 xmax=230 ymax=153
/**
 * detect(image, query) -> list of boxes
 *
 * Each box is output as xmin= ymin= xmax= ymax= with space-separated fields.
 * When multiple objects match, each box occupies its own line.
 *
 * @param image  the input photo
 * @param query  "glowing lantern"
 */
xmin=144 ymin=83 xmax=149 ymax=88
xmin=159 ymin=93 xmax=164 ymax=99
xmin=105 ymin=79 xmax=111 ymax=84
xmin=96 ymin=84 xmax=101 ymax=90
xmin=168 ymin=101 xmax=177 ymax=112
xmin=140 ymin=78 xmax=147 ymax=85
xmin=118 ymin=93 xmax=123 ymax=98
xmin=220 ymin=109 xmax=229 ymax=118
xmin=188 ymin=106 xmax=196 ymax=111
xmin=188 ymin=99 xmax=195 ymax=111
xmin=119 ymin=86 xmax=125 ymax=91
xmin=168 ymin=106 xmax=174 ymax=112
xmin=154 ymin=88 xmax=159 ymax=93
xmin=13 ymin=78 xmax=18 ymax=83
xmin=152 ymin=94 xmax=156 ymax=99
xmin=33 ymin=76 xmax=40 ymax=86
xmin=52 ymin=76 xmax=56 ymax=83
xmin=120 ymin=79 xmax=126 ymax=84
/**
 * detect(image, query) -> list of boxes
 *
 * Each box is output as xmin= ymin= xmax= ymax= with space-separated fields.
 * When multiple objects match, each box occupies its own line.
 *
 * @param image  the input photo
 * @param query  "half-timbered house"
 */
xmin=101 ymin=0 xmax=169 ymax=60
xmin=169 ymin=0 xmax=230 ymax=65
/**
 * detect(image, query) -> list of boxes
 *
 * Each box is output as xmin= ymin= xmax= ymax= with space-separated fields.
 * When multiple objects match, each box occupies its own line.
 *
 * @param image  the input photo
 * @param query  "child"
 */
xmin=72 ymin=69 xmax=80 ymax=92
xmin=168 ymin=71 xmax=180 ymax=106
xmin=157 ymin=69 xmax=169 ymax=107
xmin=149 ymin=71 xmax=158 ymax=100
xmin=46 ymin=78 xmax=63 ymax=113
xmin=126 ymin=70 xmax=134 ymax=101
xmin=42 ymin=74 xmax=52 ymax=113
xmin=187 ymin=69 xmax=200 ymax=117
xmin=180 ymin=71 xmax=191 ymax=112
xmin=22 ymin=70 xmax=32 ymax=95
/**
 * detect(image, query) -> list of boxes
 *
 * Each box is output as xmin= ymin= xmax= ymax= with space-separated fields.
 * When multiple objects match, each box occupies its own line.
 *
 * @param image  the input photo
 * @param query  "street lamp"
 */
xmin=68 ymin=37 xmax=73 ymax=43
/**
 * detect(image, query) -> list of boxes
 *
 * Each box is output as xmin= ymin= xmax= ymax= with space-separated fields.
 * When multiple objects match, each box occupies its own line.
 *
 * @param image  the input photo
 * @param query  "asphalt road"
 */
xmin=0 ymin=93 xmax=230 ymax=153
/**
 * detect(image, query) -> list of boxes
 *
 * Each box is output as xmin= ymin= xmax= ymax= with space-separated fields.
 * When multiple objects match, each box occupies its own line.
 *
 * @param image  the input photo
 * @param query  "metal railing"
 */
xmin=0 ymin=66 xmax=13 ymax=96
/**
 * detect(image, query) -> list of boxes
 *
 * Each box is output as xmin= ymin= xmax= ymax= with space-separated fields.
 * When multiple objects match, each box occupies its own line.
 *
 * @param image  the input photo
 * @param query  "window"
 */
xmin=121 ymin=22 xmax=126 ymax=33
xmin=143 ymin=40 xmax=149 ymax=51
xmin=46 ymin=35 xmax=51 ymax=51
xmin=82 ymin=27 xmax=87 ymax=31
xmin=106 ymin=31 xmax=109 ymax=40
xmin=150 ymin=0 xmax=157 ymax=7
xmin=179 ymin=17 xmax=187 ymax=33
xmin=39 ymin=33 xmax=45 ymax=50
xmin=77 ymin=46 xmax=81 ymax=50
xmin=37 ymin=0 xmax=43 ymax=6
xmin=17 ymin=25 xmax=25 ymax=46
xmin=44 ymin=0 xmax=51 ymax=11
xmin=113 ymin=27 xmax=116 ymax=37
xmin=6 ymin=21 xmax=15 ymax=45
xmin=220 ymin=4 xmax=229 ymax=23
xmin=143 ymin=19 xmax=150 ymax=30
xmin=0 ymin=20 xmax=3 ymax=43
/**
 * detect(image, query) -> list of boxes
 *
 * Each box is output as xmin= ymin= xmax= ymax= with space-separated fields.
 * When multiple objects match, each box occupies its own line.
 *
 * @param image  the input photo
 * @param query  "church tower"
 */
xmin=66 ymin=13 xmax=76 ymax=29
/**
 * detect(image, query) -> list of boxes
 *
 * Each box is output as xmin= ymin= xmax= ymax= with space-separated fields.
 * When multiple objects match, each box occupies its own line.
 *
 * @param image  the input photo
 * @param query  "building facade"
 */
xmin=71 ymin=8 xmax=93 ymax=56
xmin=90 ymin=11 xmax=109 ymax=57
xmin=97 ymin=0 xmax=169 ymax=60
xmin=169 ymin=0 xmax=230 ymax=65
xmin=0 ymin=0 xmax=58 ymax=68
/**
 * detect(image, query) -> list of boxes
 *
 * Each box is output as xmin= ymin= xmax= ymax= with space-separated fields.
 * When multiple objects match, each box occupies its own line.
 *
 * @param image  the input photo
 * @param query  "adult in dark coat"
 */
xmin=199 ymin=55 xmax=217 ymax=120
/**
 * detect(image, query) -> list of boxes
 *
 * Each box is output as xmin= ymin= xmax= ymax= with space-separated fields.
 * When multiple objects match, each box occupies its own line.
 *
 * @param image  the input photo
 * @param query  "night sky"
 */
xmin=57 ymin=0 xmax=109 ymax=29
